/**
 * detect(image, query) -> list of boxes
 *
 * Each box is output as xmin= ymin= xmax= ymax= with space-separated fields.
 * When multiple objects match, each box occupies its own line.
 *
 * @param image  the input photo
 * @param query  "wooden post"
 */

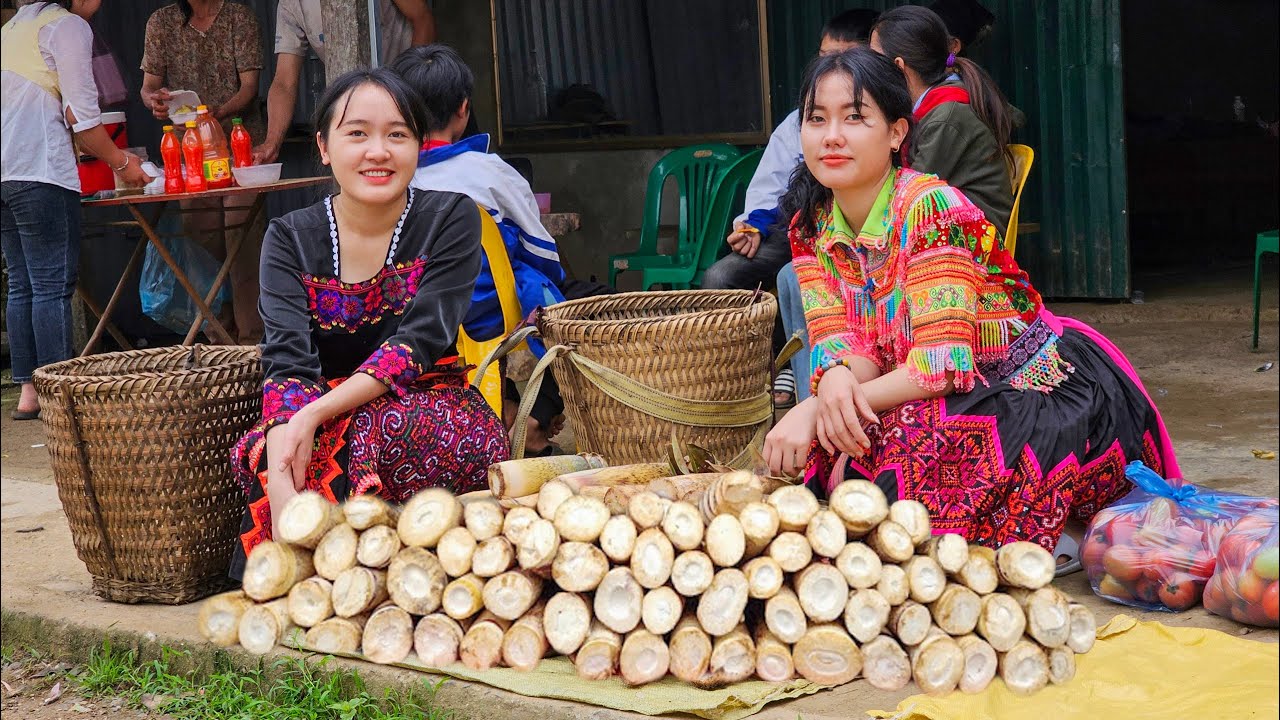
xmin=320 ymin=0 xmax=371 ymax=78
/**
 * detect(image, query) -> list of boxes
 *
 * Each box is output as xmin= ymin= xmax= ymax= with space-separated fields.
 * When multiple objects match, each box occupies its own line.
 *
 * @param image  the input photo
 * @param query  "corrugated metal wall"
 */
xmin=766 ymin=0 xmax=1131 ymax=298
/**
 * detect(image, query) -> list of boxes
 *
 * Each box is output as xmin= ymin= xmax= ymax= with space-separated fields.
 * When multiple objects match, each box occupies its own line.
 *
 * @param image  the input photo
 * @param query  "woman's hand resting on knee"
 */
xmin=764 ymin=397 xmax=820 ymax=477
xmin=265 ymin=409 xmax=321 ymax=515
xmin=814 ymin=365 xmax=878 ymax=457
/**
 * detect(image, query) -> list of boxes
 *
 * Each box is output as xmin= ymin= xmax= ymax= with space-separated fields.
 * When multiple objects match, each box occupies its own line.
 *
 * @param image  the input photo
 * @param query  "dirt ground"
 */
xmin=1 ymin=654 xmax=155 ymax=720
xmin=1 ymin=265 xmax=1277 ymax=719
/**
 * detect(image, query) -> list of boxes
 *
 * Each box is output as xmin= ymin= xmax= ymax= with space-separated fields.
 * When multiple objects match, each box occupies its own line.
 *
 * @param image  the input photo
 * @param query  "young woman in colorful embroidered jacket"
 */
xmin=229 ymin=68 xmax=509 ymax=579
xmin=762 ymin=48 xmax=1180 ymax=556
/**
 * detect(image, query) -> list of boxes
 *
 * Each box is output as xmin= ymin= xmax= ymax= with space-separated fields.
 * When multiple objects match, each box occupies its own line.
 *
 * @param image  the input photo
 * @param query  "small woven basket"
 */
xmin=34 ymin=345 xmax=262 ymax=604
xmin=537 ymin=290 xmax=776 ymax=465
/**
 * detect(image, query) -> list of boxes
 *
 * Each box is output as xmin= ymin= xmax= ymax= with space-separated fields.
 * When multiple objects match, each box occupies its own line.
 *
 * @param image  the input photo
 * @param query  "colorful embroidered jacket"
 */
xmin=791 ymin=168 xmax=1068 ymax=393
xmin=257 ymin=190 xmax=481 ymax=430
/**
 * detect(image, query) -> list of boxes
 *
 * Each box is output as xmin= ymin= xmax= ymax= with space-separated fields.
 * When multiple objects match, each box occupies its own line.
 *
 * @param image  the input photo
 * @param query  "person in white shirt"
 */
xmin=1 ymin=0 xmax=153 ymax=421
xmin=253 ymin=0 xmax=434 ymax=163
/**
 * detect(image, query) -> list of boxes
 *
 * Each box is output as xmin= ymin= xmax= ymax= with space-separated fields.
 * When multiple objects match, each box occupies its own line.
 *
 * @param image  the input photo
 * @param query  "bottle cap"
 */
xmin=231 ymin=117 xmax=242 ymax=125
xmin=185 ymin=121 xmax=197 ymax=128
xmin=196 ymin=104 xmax=209 ymax=113
xmin=163 ymin=125 xmax=174 ymax=132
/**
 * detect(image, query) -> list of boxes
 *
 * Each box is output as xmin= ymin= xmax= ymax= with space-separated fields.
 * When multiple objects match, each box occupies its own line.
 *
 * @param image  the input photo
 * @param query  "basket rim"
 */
xmin=539 ymin=289 xmax=776 ymax=329
xmin=33 ymin=344 xmax=261 ymax=386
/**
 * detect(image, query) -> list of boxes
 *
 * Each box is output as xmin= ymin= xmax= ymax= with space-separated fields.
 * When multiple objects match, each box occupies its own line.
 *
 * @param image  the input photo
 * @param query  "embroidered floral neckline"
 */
xmin=324 ymin=189 xmax=415 ymax=280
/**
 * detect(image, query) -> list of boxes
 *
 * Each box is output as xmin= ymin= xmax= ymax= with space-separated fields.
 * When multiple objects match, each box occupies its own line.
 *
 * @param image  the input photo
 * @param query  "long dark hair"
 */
xmin=313 ymin=67 xmax=429 ymax=143
xmin=777 ymin=48 xmax=914 ymax=239
xmin=873 ymin=5 xmax=1011 ymax=158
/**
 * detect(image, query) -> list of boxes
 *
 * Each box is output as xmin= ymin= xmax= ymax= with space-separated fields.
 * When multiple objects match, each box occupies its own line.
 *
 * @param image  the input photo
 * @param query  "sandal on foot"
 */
xmin=1054 ymin=532 xmax=1083 ymax=577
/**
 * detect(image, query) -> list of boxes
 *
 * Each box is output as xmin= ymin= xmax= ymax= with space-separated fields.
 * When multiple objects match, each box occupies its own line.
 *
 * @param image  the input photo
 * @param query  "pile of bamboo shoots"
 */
xmin=200 ymin=455 xmax=1096 ymax=696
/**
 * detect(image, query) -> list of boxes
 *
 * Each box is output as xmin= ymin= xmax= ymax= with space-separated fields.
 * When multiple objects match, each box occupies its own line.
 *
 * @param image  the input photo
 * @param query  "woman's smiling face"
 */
xmin=316 ymin=82 xmax=419 ymax=205
xmin=800 ymin=71 xmax=907 ymax=194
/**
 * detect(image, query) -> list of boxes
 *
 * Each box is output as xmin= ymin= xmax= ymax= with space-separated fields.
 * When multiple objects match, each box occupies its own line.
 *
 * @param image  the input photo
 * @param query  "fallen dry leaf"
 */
xmin=141 ymin=693 xmax=174 ymax=711
xmin=42 ymin=681 xmax=61 ymax=705
xmin=1251 ymin=449 xmax=1277 ymax=461
xmin=1 ymin=680 xmax=15 ymax=697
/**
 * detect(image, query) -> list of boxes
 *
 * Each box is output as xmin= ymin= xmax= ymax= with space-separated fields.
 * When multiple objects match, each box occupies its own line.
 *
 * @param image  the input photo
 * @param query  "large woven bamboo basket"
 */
xmin=33 ymin=345 xmax=262 ymax=604
xmin=538 ymin=290 xmax=776 ymax=465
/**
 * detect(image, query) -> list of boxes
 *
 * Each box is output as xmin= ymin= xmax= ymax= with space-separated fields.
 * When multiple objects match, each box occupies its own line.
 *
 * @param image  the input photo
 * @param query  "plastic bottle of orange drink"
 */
xmin=160 ymin=125 xmax=185 ymax=194
xmin=182 ymin=121 xmax=207 ymax=193
xmin=194 ymin=105 xmax=233 ymax=189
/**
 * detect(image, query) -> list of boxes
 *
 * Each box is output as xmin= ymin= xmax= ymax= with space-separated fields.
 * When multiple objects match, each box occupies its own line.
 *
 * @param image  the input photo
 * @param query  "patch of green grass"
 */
xmin=77 ymin=639 xmax=455 ymax=720
xmin=1 ymin=644 xmax=13 ymax=665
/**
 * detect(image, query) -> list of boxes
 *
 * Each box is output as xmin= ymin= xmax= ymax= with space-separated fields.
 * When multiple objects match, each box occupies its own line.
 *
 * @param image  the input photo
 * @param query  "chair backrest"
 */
xmin=692 ymin=148 xmax=765 ymax=284
xmin=459 ymin=205 xmax=522 ymax=415
xmin=638 ymin=143 xmax=741 ymax=257
xmin=1004 ymin=144 xmax=1035 ymax=258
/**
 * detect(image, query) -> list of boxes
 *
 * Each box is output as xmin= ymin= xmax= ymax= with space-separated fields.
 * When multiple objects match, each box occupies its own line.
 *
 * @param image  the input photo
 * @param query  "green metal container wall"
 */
xmin=766 ymin=0 xmax=1130 ymax=298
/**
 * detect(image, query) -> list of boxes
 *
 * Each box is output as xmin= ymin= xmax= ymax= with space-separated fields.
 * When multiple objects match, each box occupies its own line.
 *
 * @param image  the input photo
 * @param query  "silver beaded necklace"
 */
xmin=324 ymin=189 xmax=415 ymax=279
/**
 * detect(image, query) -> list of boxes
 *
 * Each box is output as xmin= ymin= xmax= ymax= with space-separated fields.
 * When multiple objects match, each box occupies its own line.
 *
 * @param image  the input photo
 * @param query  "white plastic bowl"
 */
xmin=232 ymin=163 xmax=282 ymax=187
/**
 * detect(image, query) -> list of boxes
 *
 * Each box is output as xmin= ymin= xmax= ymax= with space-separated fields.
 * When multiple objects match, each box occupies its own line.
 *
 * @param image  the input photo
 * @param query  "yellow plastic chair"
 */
xmin=1004 ymin=144 xmax=1035 ymax=258
xmin=458 ymin=205 xmax=522 ymax=415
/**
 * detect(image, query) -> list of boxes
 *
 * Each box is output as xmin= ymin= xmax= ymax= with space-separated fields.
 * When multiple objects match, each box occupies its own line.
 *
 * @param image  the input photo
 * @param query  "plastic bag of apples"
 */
xmin=1081 ymin=461 xmax=1278 ymax=612
xmin=1203 ymin=507 xmax=1279 ymax=627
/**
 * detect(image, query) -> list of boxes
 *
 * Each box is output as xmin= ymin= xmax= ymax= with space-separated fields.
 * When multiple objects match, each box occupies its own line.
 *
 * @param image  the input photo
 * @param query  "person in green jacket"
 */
xmin=870 ymin=5 xmax=1015 ymax=237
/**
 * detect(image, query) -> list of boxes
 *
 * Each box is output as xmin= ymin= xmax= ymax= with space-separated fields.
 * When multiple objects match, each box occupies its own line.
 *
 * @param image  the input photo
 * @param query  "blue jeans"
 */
xmin=776 ymin=261 xmax=812 ymax=401
xmin=1 ymin=181 xmax=81 ymax=384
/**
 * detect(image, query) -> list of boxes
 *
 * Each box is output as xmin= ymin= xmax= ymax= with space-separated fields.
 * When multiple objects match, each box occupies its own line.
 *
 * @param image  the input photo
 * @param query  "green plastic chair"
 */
xmin=1253 ymin=229 xmax=1278 ymax=350
xmin=608 ymin=143 xmax=741 ymax=290
xmin=689 ymin=148 xmax=764 ymax=288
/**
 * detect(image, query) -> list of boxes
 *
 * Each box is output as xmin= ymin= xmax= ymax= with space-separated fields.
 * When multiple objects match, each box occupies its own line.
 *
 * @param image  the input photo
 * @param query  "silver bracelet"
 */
xmin=111 ymin=154 xmax=131 ymax=172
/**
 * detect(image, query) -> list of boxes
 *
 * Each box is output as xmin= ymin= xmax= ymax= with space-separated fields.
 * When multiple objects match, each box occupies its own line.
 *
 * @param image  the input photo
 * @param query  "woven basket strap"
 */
xmin=509 ymin=343 xmax=571 ymax=460
xmin=775 ymin=331 xmax=805 ymax=374
xmin=474 ymin=325 xmax=538 ymax=386
xmin=60 ymin=390 xmax=120 ymax=578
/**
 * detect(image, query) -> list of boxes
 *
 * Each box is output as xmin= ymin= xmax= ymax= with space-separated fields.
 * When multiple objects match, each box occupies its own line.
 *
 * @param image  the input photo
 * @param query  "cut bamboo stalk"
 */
xmin=909 ymin=631 xmax=964 ymax=695
xmin=604 ymin=484 xmax=650 ymax=516
xmin=955 ymin=546 xmax=999 ymax=595
xmin=313 ymin=523 xmax=359 ymax=581
xmin=332 ymin=567 xmax=388 ymax=618
xmin=753 ymin=625 xmax=795 ymax=682
xmin=594 ymin=567 xmax=644 ymax=634
xmin=436 ymin=526 xmax=477 ymax=578
xmin=697 ymin=568 xmax=750 ymax=637
xmin=903 ymin=556 xmax=947 ymax=604
xmin=842 ymin=587 xmax=891 ymax=643
xmin=305 ymin=615 xmax=367 ymax=655
xmin=414 ymin=613 xmax=465 ymax=667
xmin=343 ymin=494 xmax=399 ymax=531
xmin=1046 ymin=645 xmax=1076 ymax=685
xmin=1010 ymin=587 xmax=1071 ymax=648
xmin=764 ymin=586 xmax=808 ymax=644
xmin=647 ymin=473 xmax=724 ymax=501
xmin=363 ymin=604 xmax=414 ymax=664
xmin=767 ymin=532 xmax=813 ymax=573
xmin=930 ymin=584 xmax=982 ymax=636
xmin=888 ymin=499 xmax=932 ymax=547
xmin=641 ymin=586 xmax=682 ymax=635
xmin=836 ymin=542 xmax=883 ymax=589
xmin=806 ymin=510 xmax=848 ymax=559
xmin=287 ymin=576 xmax=334 ymax=628
xmin=876 ymin=564 xmax=909 ymax=606
xmin=535 ymin=479 xmax=575 ymax=522
xmin=685 ymin=488 xmax=707 ymax=510
xmin=631 ymin=528 xmax=675 ymax=589
xmin=463 ymin=498 xmax=505 ymax=541
xmin=738 ymin=501 xmax=780 ymax=558
xmin=386 ymin=546 xmax=447 ymax=615
xmin=703 ymin=624 xmax=755 ymax=686
xmin=599 ymin=514 xmax=638 ymax=564
xmin=543 ymin=591 xmax=592 ymax=656
xmin=398 ymin=488 xmax=462 ymax=548
xmin=956 ymin=634 xmax=998 ymax=694
xmin=243 ymin=541 xmax=315 ymax=601
xmin=482 ymin=570 xmax=543 ymax=621
xmin=669 ymin=614 xmax=713 ymax=683
xmin=488 ymin=453 xmax=606 ymax=498
xmin=995 ymin=541 xmax=1055 ymax=590
xmin=699 ymin=471 xmax=771 ymax=521
xmin=577 ymin=485 xmax=611 ymax=503
xmin=742 ymin=556 xmax=784 ymax=600
xmin=828 ymin=479 xmax=889 ymax=536
xmin=1066 ymin=603 xmax=1097 ymax=654
xmin=471 ymin=536 xmax=515 ymax=578
xmin=460 ymin=610 xmax=510 ymax=670
xmin=662 ymin=501 xmax=705 ymax=551
xmin=705 ymin=514 xmax=746 ymax=567
xmin=198 ymin=590 xmax=253 ymax=647
xmin=793 ymin=623 xmax=862 ymax=685
xmin=238 ymin=598 xmax=294 ymax=655
xmin=628 ymin=491 xmax=671 ymax=530
xmin=976 ymin=592 xmax=1026 ymax=653
xmin=887 ymin=600 xmax=931 ymax=646
xmin=356 ymin=524 xmax=402 ymax=569
xmin=501 ymin=493 xmax=539 ymax=509
xmin=998 ymin=639 xmax=1049 ymax=696
xmin=925 ymin=534 xmax=969 ymax=573
xmin=554 ymin=495 xmax=610 ymax=543
xmin=620 ymin=629 xmax=670 ymax=686
xmin=276 ymin=491 xmax=343 ymax=549
xmin=501 ymin=602 xmax=548 ymax=671
xmin=557 ymin=463 xmax=672 ymax=493
xmin=796 ymin=563 xmax=849 ymax=623
xmin=867 ymin=520 xmax=915 ymax=563
xmin=552 ymin=541 xmax=609 ymax=592
xmin=969 ymin=544 xmax=996 ymax=564
xmin=516 ymin=518 xmax=560 ymax=571
xmin=575 ymin=621 xmax=622 ymax=680
xmin=501 ymin=506 xmax=540 ymax=546
xmin=768 ymin=484 xmax=820 ymax=533
xmin=671 ymin=550 xmax=715 ymax=597
xmin=861 ymin=634 xmax=912 ymax=691
xmin=442 ymin=573 xmax=486 ymax=619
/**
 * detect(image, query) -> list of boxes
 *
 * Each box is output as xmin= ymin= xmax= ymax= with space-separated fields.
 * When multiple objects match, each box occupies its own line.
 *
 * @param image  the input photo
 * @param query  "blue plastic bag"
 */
xmin=139 ymin=237 xmax=229 ymax=335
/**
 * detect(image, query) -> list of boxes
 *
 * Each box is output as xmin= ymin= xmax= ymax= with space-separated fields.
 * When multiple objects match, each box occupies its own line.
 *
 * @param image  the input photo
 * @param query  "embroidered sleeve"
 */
xmin=355 ymin=342 xmax=425 ymax=397
xmin=262 ymin=377 xmax=325 ymax=430
xmin=790 ymin=229 xmax=883 ymax=373
xmin=258 ymin=217 xmax=327 ymax=423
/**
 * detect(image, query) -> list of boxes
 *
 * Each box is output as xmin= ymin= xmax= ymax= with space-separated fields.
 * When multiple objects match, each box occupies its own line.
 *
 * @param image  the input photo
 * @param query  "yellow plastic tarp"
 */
xmin=870 ymin=614 xmax=1280 ymax=720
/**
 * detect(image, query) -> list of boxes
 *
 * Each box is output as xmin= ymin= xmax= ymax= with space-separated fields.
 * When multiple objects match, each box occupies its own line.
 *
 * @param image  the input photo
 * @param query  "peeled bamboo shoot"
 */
xmin=1012 ymin=587 xmax=1070 ymax=648
xmin=362 ymin=604 xmax=414 ymax=664
xmin=460 ymin=610 xmax=510 ymax=670
xmin=436 ymin=526 xmax=477 ymax=578
xmin=305 ymin=615 xmax=366 ymax=654
xmin=198 ymin=590 xmax=253 ymax=647
xmin=995 ymin=541 xmax=1055 ymax=590
xmin=620 ymin=629 xmax=670 ymax=686
xmin=536 ymin=479 xmax=575 ymax=521
xmin=668 ymin=615 xmax=713 ymax=683
xmin=764 ymin=587 xmax=808 ymax=644
xmin=238 ymin=598 xmax=293 ymax=655
xmin=703 ymin=624 xmax=755 ymax=686
xmin=386 ymin=547 xmax=447 ymax=615
xmin=543 ymin=592 xmax=591 ymax=655
xmin=806 ymin=509 xmax=848 ymax=559
xmin=1046 ymin=645 xmax=1076 ymax=685
xmin=930 ymin=584 xmax=982 ymax=636
xmin=662 ymin=501 xmax=705 ymax=551
xmin=313 ymin=523 xmax=358 ymax=581
xmin=442 ymin=573 xmax=486 ymax=619
xmin=553 ymin=495 xmax=610 ymax=543
xmin=888 ymin=499 xmax=932 ymax=547
xmin=516 ymin=518 xmax=560 ymax=571
xmin=276 ymin=491 xmax=343 ymax=549
xmin=356 ymin=524 xmax=401 ymax=569
xmin=551 ymin=541 xmax=609 ymax=592
xmin=843 ymin=587 xmax=891 ymax=643
xmin=903 ymin=555 xmax=947 ymax=604
xmin=628 ymin=491 xmax=671 ymax=529
xmin=398 ymin=488 xmax=462 ymax=548
xmin=769 ymin=484 xmax=820 ymax=532
xmin=463 ymin=498 xmax=505 ymax=541
xmin=742 ymin=556 xmax=784 ymax=599
xmin=876 ymin=563 xmax=909 ymax=606
xmin=956 ymin=634 xmax=998 ymax=694
xmin=956 ymin=547 xmax=999 ymax=595
xmin=738 ymin=501 xmax=780 ymax=558
xmin=793 ymin=623 xmax=862 ymax=685
xmin=976 ymin=593 xmax=1026 ymax=653
xmin=909 ymin=631 xmax=964 ymax=695
xmin=887 ymin=600 xmax=931 ymax=646
xmin=836 ymin=542 xmax=883 ymax=589
xmin=925 ymin=533 xmax=969 ymax=573
xmin=287 ymin=576 xmax=334 ymax=628
xmin=471 ymin=536 xmax=515 ymax=578
xmin=631 ymin=528 xmax=675 ymax=589
xmin=482 ymin=570 xmax=542 ymax=621
xmin=998 ymin=639 xmax=1049 ymax=695
xmin=343 ymin=494 xmax=398 ymax=531
xmin=501 ymin=603 xmax=548 ymax=671
xmin=767 ymin=532 xmax=813 ymax=573
xmin=828 ymin=479 xmax=889 ymax=536
xmin=414 ymin=613 xmax=465 ymax=667
xmin=697 ymin=568 xmax=749 ymax=637
xmin=861 ymin=634 xmax=912 ymax=691
xmin=698 ymin=471 xmax=768 ymax=521
xmin=488 ymin=453 xmax=605 ymax=498
xmin=599 ymin=515 xmax=638 ymax=563
xmin=641 ymin=586 xmax=682 ymax=635
xmin=604 ymin=484 xmax=650 ymax=516
xmin=795 ymin=563 xmax=849 ymax=623
xmin=867 ymin=520 xmax=915 ymax=563
xmin=753 ymin=626 xmax=795 ymax=682
xmin=671 ymin=550 xmax=714 ymax=597
xmin=331 ymin=567 xmax=388 ymax=618
xmin=705 ymin=514 xmax=746 ymax=567
xmin=502 ymin=506 xmax=539 ymax=545
xmin=594 ymin=567 xmax=644 ymax=634
xmin=243 ymin=541 xmax=315 ymax=601
xmin=647 ymin=473 xmax=723 ymax=501
xmin=1067 ymin=603 xmax=1097 ymax=654
xmin=575 ymin=621 xmax=622 ymax=680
